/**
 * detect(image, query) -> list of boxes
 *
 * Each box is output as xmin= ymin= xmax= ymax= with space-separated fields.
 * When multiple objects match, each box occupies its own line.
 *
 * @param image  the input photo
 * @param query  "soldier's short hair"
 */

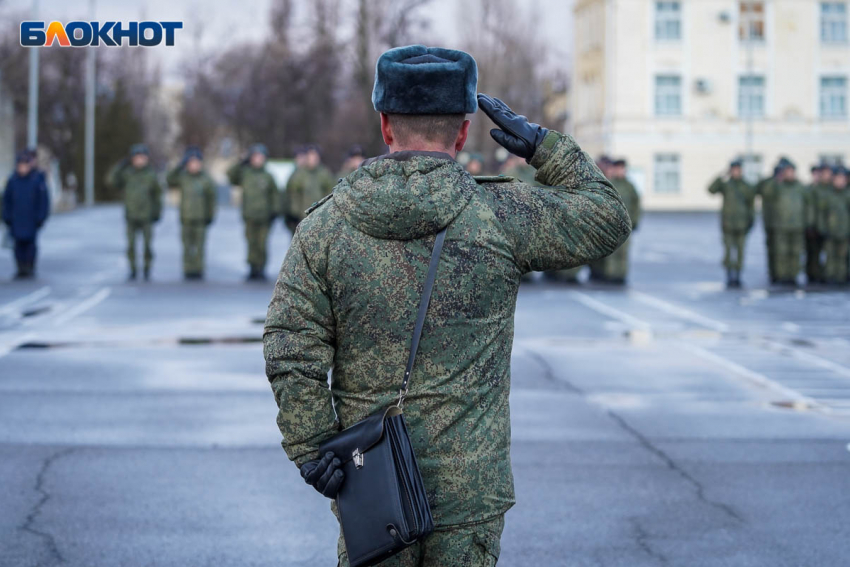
xmin=386 ymin=113 xmax=467 ymax=149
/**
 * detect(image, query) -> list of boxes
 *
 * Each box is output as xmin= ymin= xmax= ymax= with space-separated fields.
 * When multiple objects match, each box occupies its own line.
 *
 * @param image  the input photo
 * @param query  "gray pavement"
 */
xmin=1 ymin=204 xmax=850 ymax=566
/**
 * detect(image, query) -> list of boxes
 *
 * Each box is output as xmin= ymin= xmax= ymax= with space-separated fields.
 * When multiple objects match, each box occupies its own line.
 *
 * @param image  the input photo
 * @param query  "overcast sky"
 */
xmin=3 ymin=0 xmax=573 ymax=82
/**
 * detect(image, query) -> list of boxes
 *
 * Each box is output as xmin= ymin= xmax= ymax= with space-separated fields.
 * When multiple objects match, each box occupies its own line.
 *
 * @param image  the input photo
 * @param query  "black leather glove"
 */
xmin=477 ymin=93 xmax=549 ymax=162
xmin=300 ymin=452 xmax=344 ymax=498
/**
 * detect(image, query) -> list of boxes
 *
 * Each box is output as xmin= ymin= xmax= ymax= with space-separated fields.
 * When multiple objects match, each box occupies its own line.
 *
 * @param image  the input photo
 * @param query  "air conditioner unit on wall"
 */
xmin=694 ymin=79 xmax=712 ymax=95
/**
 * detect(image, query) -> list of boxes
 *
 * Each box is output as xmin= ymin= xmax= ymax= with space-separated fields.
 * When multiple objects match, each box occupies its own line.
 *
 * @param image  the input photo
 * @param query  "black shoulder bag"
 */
xmin=319 ymin=228 xmax=446 ymax=567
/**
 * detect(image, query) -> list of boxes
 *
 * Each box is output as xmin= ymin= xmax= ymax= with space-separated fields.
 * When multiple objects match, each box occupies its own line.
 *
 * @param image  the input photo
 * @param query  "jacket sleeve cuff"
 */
xmin=529 ymin=131 xmax=576 ymax=171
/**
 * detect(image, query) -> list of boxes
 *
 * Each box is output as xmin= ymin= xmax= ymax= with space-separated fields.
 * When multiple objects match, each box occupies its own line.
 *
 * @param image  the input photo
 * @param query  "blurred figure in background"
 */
xmin=106 ymin=144 xmax=162 ymax=281
xmin=167 ymin=147 xmax=217 ymax=280
xmin=2 ymin=149 xmax=50 ymax=279
xmin=816 ymin=166 xmax=849 ymax=286
xmin=708 ymin=159 xmax=755 ymax=288
xmin=464 ymin=152 xmax=485 ymax=176
xmin=806 ymin=162 xmax=833 ymax=284
xmin=502 ymin=154 xmax=538 ymax=185
xmin=589 ymin=159 xmax=640 ymax=284
xmin=756 ymin=159 xmax=788 ymax=283
xmin=228 ymin=143 xmax=279 ymax=281
xmin=337 ymin=145 xmax=365 ymax=178
xmin=761 ymin=160 xmax=810 ymax=286
xmin=281 ymin=144 xmax=335 ymax=234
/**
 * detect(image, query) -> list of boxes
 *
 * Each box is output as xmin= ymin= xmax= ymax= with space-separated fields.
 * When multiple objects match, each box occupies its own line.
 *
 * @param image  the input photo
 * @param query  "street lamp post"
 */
xmin=84 ymin=0 xmax=97 ymax=207
xmin=26 ymin=0 xmax=40 ymax=148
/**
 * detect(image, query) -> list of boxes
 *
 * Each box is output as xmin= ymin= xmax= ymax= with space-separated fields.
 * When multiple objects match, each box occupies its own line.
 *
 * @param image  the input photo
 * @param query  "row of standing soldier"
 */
xmin=106 ymin=143 xmax=343 ymax=281
xmin=708 ymin=158 xmax=850 ymax=287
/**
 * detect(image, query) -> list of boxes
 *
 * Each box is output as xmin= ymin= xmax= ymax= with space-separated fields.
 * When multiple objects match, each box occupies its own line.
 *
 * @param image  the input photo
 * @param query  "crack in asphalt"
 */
xmin=607 ymin=411 xmax=745 ymax=524
xmin=525 ymin=349 xmax=584 ymax=394
xmin=630 ymin=517 xmax=669 ymax=565
xmin=19 ymin=448 xmax=77 ymax=565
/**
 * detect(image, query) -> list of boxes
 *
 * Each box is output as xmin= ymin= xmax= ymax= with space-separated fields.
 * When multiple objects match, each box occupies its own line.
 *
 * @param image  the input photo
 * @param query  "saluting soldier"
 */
xmin=760 ymin=159 xmax=811 ymax=285
xmin=816 ymin=166 xmax=850 ymax=285
xmin=280 ymin=144 xmax=335 ymax=234
xmin=106 ymin=144 xmax=162 ymax=281
xmin=264 ymin=45 xmax=631 ymax=566
xmin=166 ymin=147 xmax=217 ymax=280
xmin=589 ymin=158 xmax=641 ymax=284
xmin=708 ymin=159 xmax=755 ymax=287
xmin=227 ymin=144 xmax=279 ymax=281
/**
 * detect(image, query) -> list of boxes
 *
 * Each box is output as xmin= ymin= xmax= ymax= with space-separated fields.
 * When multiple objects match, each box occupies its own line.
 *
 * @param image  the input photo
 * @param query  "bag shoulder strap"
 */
xmin=397 ymin=227 xmax=447 ymax=407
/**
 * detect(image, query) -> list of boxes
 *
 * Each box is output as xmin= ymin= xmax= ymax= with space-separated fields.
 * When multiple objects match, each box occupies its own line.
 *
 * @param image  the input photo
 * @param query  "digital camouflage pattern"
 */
xmin=166 ymin=166 xmax=217 ymax=275
xmin=708 ymin=176 xmax=755 ymax=272
xmin=815 ymin=186 xmax=850 ymax=283
xmin=106 ymin=162 xmax=162 ymax=271
xmin=264 ymin=131 xmax=631 ymax=528
xmin=280 ymin=165 xmax=336 ymax=229
xmin=107 ymin=162 xmax=162 ymax=222
xmin=755 ymin=176 xmax=779 ymax=280
xmin=338 ymin=515 xmax=504 ymax=567
xmin=761 ymin=180 xmax=812 ymax=282
xmin=228 ymin=163 xmax=279 ymax=272
xmin=590 ymin=177 xmax=640 ymax=280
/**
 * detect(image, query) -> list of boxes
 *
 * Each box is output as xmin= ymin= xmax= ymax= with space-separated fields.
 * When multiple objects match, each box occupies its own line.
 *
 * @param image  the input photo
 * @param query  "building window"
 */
xmin=822 ymin=2 xmax=848 ymax=43
xmin=820 ymin=76 xmax=848 ymax=118
xmin=739 ymin=75 xmax=765 ymax=118
xmin=742 ymin=154 xmax=762 ymax=185
xmin=655 ymin=75 xmax=682 ymax=116
xmin=739 ymin=2 xmax=765 ymax=41
xmin=654 ymin=154 xmax=680 ymax=194
xmin=655 ymin=2 xmax=681 ymax=40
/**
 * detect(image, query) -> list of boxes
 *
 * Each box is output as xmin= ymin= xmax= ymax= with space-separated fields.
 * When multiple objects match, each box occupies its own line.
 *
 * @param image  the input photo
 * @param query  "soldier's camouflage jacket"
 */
xmin=810 ymin=183 xmax=834 ymax=235
xmin=227 ymin=163 xmax=279 ymax=222
xmin=708 ymin=176 xmax=755 ymax=232
xmin=761 ymin=180 xmax=812 ymax=230
xmin=611 ymin=178 xmax=641 ymax=230
xmin=107 ymin=162 xmax=162 ymax=223
xmin=166 ymin=166 xmax=217 ymax=224
xmin=264 ymin=131 xmax=631 ymax=527
xmin=815 ymin=186 xmax=850 ymax=239
xmin=280 ymin=165 xmax=336 ymax=223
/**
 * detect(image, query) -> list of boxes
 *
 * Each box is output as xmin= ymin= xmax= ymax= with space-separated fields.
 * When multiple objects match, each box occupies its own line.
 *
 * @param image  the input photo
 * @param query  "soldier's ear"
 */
xmin=380 ymin=113 xmax=394 ymax=148
xmin=454 ymin=120 xmax=471 ymax=154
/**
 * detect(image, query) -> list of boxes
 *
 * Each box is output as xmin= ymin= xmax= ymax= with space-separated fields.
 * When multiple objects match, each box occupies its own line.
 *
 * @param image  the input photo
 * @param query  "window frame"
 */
xmin=739 ymin=1 xmax=766 ymax=42
xmin=821 ymin=2 xmax=848 ymax=44
xmin=654 ymin=74 xmax=683 ymax=117
xmin=654 ymin=1 xmax=682 ymax=42
xmin=820 ymin=76 xmax=848 ymax=119
xmin=738 ymin=75 xmax=766 ymax=118
xmin=653 ymin=153 xmax=681 ymax=194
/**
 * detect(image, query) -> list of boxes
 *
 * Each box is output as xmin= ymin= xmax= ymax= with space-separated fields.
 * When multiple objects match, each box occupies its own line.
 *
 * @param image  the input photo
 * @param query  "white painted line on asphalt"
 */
xmin=570 ymin=291 xmax=652 ymax=331
xmin=0 ymin=286 xmax=52 ymax=317
xmin=629 ymin=291 xmax=730 ymax=333
xmin=0 ymin=331 xmax=36 ymax=359
xmin=676 ymin=341 xmax=827 ymax=411
xmin=52 ymin=288 xmax=111 ymax=326
xmin=846 ymin=443 xmax=850 ymax=454
xmin=762 ymin=339 xmax=850 ymax=381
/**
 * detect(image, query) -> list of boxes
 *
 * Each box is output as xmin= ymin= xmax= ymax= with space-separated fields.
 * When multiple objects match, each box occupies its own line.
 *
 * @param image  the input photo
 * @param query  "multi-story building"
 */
xmin=573 ymin=0 xmax=850 ymax=210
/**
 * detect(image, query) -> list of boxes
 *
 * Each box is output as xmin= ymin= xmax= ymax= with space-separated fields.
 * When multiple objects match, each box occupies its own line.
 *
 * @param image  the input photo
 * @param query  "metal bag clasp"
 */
xmin=353 ymin=448 xmax=364 ymax=469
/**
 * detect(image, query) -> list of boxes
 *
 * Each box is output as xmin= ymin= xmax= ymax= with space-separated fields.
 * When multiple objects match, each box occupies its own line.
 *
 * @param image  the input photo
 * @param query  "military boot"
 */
xmin=128 ymin=268 xmax=137 ymax=281
xmin=143 ymin=267 xmax=150 ymax=281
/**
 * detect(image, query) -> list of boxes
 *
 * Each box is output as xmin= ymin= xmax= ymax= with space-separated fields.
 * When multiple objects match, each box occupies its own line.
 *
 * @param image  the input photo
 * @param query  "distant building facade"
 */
xmin=573 ymin=0 xmax=850 ymax=210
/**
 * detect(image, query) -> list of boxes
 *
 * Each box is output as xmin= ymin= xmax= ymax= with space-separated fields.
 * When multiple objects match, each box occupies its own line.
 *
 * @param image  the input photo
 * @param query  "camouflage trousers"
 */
xmin=181 ymin=221 xmax=208 ymax=276
xmin=126 ymin=219 xmax=153 ymax=270
xmin=806 ymin=233 xmax=824 ymax=283
xmin=721 ymin=230 xmax=747 ymax=271
xmin=823 ymin=238 xmax=849 ymax=284
xmin=771 ymin=229 xmax=803 ymax=283
xmin=590 ymin=237 xmax=630 ymax=281
xmin=338 ymin=516 xmax=504 ymax=567
xmin=244 ymin=220 xmax=270 ymax=272
xmin=764 ymin=228 xmax=776 ymax=281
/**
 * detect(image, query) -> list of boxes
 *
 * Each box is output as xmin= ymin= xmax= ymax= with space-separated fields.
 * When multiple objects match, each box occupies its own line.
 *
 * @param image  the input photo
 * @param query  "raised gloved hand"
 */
xmin=300 ymin=452 xmax=345 ymax=498
xmin=477 ymin=93 xmax=549 ymax=162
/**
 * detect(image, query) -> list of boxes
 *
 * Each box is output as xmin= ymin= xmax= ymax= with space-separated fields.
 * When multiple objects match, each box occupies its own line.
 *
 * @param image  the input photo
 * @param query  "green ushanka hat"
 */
xmin=372 ymin=45 xmax=478 ymax=115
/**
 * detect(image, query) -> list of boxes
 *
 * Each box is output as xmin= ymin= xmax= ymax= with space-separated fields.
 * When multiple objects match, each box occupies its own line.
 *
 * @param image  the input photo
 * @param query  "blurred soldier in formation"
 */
xmin=2 ymin=149 xmax=50 ymax=279
xmin=337 ymin=145 xmax=365 ymax=178
xmin=502 ymin=154 xmax=538 ymax=185
xmin=280 ymin=144 xmax=335 ymax=234
xmin=815 ymin=166 xmax=849 ymax=285
xmin=464 ymin=152 xmax=485 ymax=175
xmin=589 ymin=159 xmax=641 ymax=284
xmin=167 ymin=147 xmax=217 ymax=280
xmin=755 ymin=159 xmax=789 ymax=283
xmin=805 ymin=162 xmax=833 ymax=284
xmin=759 ymin=159 xmax=810 ymax=285
xmin=106 ymin=144 xmax=162 ymax=281
xmin=227 ymin=144 xmax=279 ymax=281
xmin=707 ymin=159 xmax=755 ymax=287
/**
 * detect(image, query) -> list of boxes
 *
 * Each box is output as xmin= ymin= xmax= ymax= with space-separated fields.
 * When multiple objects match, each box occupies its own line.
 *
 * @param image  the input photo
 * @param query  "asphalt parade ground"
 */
xmin=1 ymin=204 xmax=849 ymax=566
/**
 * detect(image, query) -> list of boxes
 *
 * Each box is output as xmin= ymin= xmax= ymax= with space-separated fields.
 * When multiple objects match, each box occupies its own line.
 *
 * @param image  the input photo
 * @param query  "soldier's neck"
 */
xmin=389 ymin=143 xmax=456 ymax=159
